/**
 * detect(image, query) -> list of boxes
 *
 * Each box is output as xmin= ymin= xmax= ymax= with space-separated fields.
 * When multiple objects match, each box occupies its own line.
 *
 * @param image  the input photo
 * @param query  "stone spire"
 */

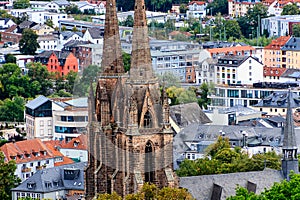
xmin=129 ymin=0 xmax=154 ymax=81
xmin=282 ymin=89 xmax=298 ymax=180
xmin=101 ymin=0 xmax=124 ymax=74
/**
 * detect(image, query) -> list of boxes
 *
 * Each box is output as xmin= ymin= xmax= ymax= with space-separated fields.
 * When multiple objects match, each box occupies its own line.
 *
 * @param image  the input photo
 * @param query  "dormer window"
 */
xmin=10 ymin=156 xmax=16 ymax=160
xmin=27 ymin=182 xmax=36 ymax=189
xmin=45 ymin=182 xmax=52 ymax=188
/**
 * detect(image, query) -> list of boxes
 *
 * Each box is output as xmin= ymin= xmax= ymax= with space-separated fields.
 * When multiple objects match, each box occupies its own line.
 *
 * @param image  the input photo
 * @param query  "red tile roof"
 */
xmin=44 ymin=142 xmax=74 ymax=167
xmin=189 ymin=1 xmax=206 ymax=5
xmin=0 ymin=139 xmax=54 ymax=164
xmin=207 ymin=46 xmax=255 ymax=54
xmin=263 ymin=66 xmax=287 ymax=77
xmin=61 ymin=134 xmax=87 ymax=150
xmin=264 ymin=36 xmax=290 ymax=50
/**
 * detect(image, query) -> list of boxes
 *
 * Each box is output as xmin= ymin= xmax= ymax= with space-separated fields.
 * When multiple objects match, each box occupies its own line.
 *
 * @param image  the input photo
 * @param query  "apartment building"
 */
xmin=209 ymin=82 xmax=299 ymax=109
xmin=228 ymin=0 xmax=259 ymax=17
xmin=207 ymin=45 xmax=255 ymax=58
xmin=281 ymin=36 xmax=300 ymax=69
xmin=215 ymin=55 xmax=263 ymax=85
xmin=264 ymin=36 xmax=290 ymax=68
xmin=187 ymin=1 xmax=207 ymax=19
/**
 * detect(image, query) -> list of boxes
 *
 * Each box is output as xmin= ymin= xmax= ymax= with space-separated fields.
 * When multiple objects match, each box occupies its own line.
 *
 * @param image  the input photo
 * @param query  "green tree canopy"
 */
xmin=176 ymin=136 xmax=281 ymax=177
xmin=4 ymin=54 xmax=16 ymax=64
xmin=0 ymin=151 xmax=21 ymax=199
xmin=13 ymin=0 xmax=30 ymax=9
xmin=122 ymin=52 xmax=131 ymax=72
xmin=206 ymin=0 xmax=228 ymax=15
xmin=97 ymin=183 xmax=194 ymax=200
xmin=228 ymin=172 xmax=300 ymax=200
xmin=282 ymin=3 xmax=300 ymax=15
xmin=0 ymin=96 xmax=25 ymax=122
xmin=120 ymin=15 xmax=134 ymax=27
xmin=293 ymin=24 xmax=300 ymax=37
xmin=19 ymin=29 xmax=40 ymax=55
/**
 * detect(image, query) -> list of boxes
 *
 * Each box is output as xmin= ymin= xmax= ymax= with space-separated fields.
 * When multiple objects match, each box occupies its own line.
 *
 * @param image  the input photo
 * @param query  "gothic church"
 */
xmin=84 ymin=0 xmax=177 ymax=198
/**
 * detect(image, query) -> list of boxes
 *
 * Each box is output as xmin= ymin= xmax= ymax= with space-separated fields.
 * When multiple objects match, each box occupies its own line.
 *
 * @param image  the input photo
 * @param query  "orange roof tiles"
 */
xmin=44 ymin=142 xmax=74 ymax=167
xmin=61 ymin=134 xmax=87 ymax=150
xmin=207 ymin=46 xmax=255 ymax=54
xmin=0 ymin=139 xmax=54 ymax=164
xmin=189 ymin=1 xmax=206 ymax=5
xmin=264 ymin=36 xmax=290 ymax=50
xmin=263 ymin=66 xmax=287 ymax=77
xmin=54 ymin=156 xmax=74 ymax=167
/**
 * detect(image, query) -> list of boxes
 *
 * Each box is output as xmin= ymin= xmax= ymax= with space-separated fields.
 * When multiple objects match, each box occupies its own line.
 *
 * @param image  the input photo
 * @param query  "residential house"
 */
xmin=83 ymin=27 xmax=103 ymax=44
xmin=44 ymin=134 xmax=88 ymax=162
xmin=31 ymin=24 xmax=54 ymax=35
xmin=280 ymin=68 xmax=300 ymax=82
xmin=9 ymin=9 xmax=32 ymax=18
xmin=0 ymin=139 xmax=56 ymax=182
xmin=11 ymin=162 xmax=86 ymax=200
xmin=0 ymin=18 xmax=16 ymax=31
xmin=17 ymin=20 xmax=38 ymax=33
xmin=63 ymin=40 xmax=90 ymax=70
xmin=263 ymin=66 xmax=286 ymax=82
xmin=228 ymin=0 xmax=259 ymax=17
xmin=34 ymin=50 xmax=78 ymax=76
xmin=52 ymin=98 xmax=88 ymax=141
xmin=27 ymin=11 xmax=47 ymax=25
xmin=29 ymin=1 xmax=49 ymax=11
xmin=186 ymin=1 xmax=207 ymax=19
xmin=14 ymin=55 xmax=35 ymax=74
xmin=207 ymin=45 xmax=255 ymax=58
xmin=44 ymin=12 xmax=68 ymax=28
xmin=58 ymin=31 xmax=84 ymax=47
xmin=281 ymin=36 xmax=300 ymax=69
xmin=253 ymin=91 xmax=300 ymax=115
xmin=264 ymin=36 xmax=290 ymax=68
xmin=77 ymin=43 xmax=103 ymax=70
xmin=25 ymin=95 xmax=54 ymax=140
xmin=73 ymin=1 xmax=99 ymax=14
xmin=196 ymin=58 xmax=217 ymax=84
xmin=214 ymin=55 xmax=263 ymax=85
xmin=37 ymin=34 xmax=59 ymax=51
xmin=1 ymin=25 xmax=22 ymax=44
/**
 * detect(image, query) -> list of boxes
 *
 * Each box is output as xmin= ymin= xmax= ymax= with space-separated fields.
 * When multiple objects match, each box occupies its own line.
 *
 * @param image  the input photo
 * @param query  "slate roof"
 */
xmin=87 ymin=27 xmax=102 ymax=39
xmin=216 ymin=55 xmax=249 ymax=67
xmin=281 ymin=36 xmax=300 ymax=51
xmin=25 ymin=95 xmax=50 ymax=110
xmin=170 ymin=102 xmax=211 ymax=128
xmin=180 ymin=168 xmax=283 ymax=200
xmin=281 ymin=68 xmax=300 ymax=78
xmin=253 ymin=91 xmax=300 ymax=108
xmin=53 ymin=0 xmax=70 ymax=6
xmin=18 ymin=21 xmax=37 ymax=31
xmin=64 ymin=40 xmax=89 ymax=48
xmin=60 ymin=31 xmax=83 ymax=40
xmin=12 ymin=162 xmax=86 ymax=193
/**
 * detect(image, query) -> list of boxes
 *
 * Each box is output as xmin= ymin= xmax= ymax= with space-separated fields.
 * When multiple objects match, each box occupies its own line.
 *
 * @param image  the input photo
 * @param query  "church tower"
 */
xmin=85 ymin=0 xmax=177 ymax=198
xmin=282 ymin=89 xmax=298 ymax=180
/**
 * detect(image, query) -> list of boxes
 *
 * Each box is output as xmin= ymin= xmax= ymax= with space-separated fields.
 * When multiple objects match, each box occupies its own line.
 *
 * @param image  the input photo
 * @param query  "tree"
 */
xmin=145 ymin=0 xmax=172 ymax=12
xmin=166 ymin=86 xmax=197 ymax=105
xmin=246 ymin=3 xmax=268 ymax=37
xmin=0 ymin=151 xmax=21 ymax=199
xmin=19 ymin=29 xmax=40 ymax=55
xmin=121 ymin=15 xmax=134 ymax=27
xmin=179 ymin=4 xmax=188 ymax=13
xmin=27 ymin=62 xmax=53 ymax=96
xmin=176 ymin=136 xmax=281 ymax=177
xmin=223 ymin=20 xmax=242 ymax=40
xmin=228 ymin=172 xmax=300 ymax=199
xmin=122 ymin=52 xmax=131 ymax=72
xmin=282 ymin=3 xmax=300 ymax=15
xmin=65 ymin=4 xmax=81 ymax=14
xmin=157 ymin=71 xmax=180 ymax=88
xmin=13 ymin=0 xmax=29 ymax=9
xmin=198 ymin=82 xmax=214 ymax=109
xmin=0 ymin=96 xmax=25 ymax=122
xmin=45 ymin=19 xmax=54 ymax=28
xmin=206 ymin=0 xmax=228 ymax=15
xmin=97 ymin=183 xmax=194 ymax=200
xmin=116 ymin=0 xmax=135 ymax=12
xmin=293 ymin=24 xmax=300 ymax=37
xmin=4 ymin=54 xmax=16 ymax=64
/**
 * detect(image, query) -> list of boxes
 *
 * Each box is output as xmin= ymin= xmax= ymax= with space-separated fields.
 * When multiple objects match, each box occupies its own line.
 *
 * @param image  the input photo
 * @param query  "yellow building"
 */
xmin=281 ymin=36 xmax=300 ymax=69
xmin=31 ymin=24 xmax=54 ymax=36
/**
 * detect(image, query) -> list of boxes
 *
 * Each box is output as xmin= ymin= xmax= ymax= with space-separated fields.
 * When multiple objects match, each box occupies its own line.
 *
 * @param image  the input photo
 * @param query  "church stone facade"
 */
xmin=84 ymin=0 xmax=177 ymax=198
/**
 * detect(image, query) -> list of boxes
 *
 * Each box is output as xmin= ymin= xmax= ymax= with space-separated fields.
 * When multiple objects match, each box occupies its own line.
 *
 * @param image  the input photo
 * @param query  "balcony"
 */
xmin=36 ymin=165 xmax=46 ymax=170
xmin=21 ymin=167 xmax=32 ymax=173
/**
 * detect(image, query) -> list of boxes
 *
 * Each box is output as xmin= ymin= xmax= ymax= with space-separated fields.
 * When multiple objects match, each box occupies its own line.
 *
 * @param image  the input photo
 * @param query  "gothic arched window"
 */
xmin=143 ymin=111 xmax=152 ymax=128
xmin=145 ymin=141 xmax=154 ymax=183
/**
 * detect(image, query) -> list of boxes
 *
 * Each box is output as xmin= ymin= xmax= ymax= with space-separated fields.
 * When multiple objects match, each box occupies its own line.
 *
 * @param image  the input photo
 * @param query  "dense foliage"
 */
xmin=19 ymin=29 xmax=40 ymax=55
xmin=97 ymin=183 xmax=194 ymax=200
xmin=228 ymin=172 xmax=300 ymax=200
xmin=0 ymin=152 xmax=21 ymax=199
xmin=176 ymin=137 xmax=281 ymax=177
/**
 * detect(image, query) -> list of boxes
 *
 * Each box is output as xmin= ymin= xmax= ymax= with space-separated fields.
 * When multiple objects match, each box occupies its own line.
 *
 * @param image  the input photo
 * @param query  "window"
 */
xmin=40 ymin=121 xmax=44 ymax=127
xmin=283 ymin=109 xmax=285 ymax=112
xmin=48 ymin=120 xmax=51 ymax=126
xmin=143 ymin=111 xmax=152 ymax=128
xmin=249 ymin=66 xmax=252 ymax=70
